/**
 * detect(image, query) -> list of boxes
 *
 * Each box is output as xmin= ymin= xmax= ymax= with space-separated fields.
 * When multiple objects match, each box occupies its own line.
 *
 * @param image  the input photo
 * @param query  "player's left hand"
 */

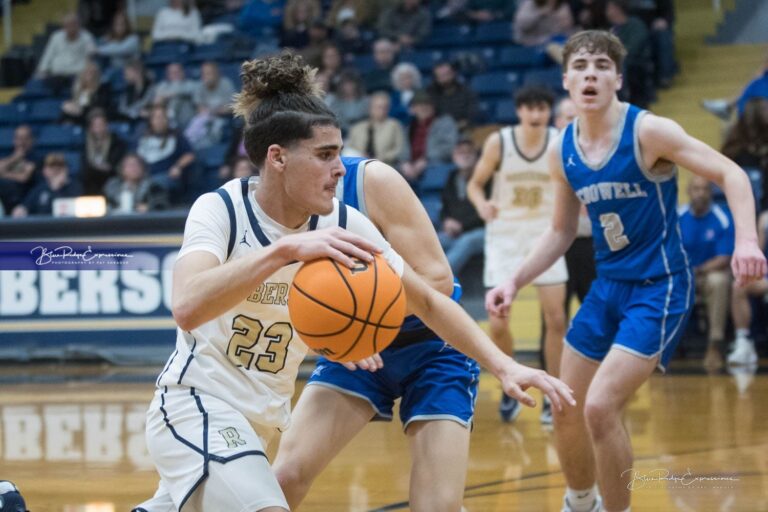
xmin=732 ymin=238 xmax=767 ymax=286
xmin=342 ymin=353 xmax=384 ymax=372
xmin=499 ymin=361 xmax=576 ymax=412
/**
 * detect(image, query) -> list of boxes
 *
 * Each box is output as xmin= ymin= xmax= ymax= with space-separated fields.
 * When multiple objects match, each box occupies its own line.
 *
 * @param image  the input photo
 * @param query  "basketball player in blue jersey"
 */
xmin=486 ymin=31 xmax=767 ymax=512
xmin=273 ymin=154 xmax=482 ymax=511
xmin=135 ymin=53 xmax=575 ymax=512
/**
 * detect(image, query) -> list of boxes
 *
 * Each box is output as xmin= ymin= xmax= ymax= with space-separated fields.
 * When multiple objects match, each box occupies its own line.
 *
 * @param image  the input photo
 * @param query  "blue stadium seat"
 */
xmin=493 ymin=46 xmax=549 ymax=70
xmin=145 ymin=41 xmax=192 ymax=66
xmin=398 ymin=50 xmax=444 ymax=73
xmin=712 ymin=167 xmax=763 ymax=207
xmin=476 ymin=99 xmax=497 ymax=123
xmin=419 ymin=163 xmax=453 ymax=194
xmin=220 ymin=63 xmax=242 ymax=90
xmin=0 ymin=103 xmax=26 ymax=126
xmin=26 ymin=99 xmax=63 ymax=123
xmin=0 ymin=127 xmax=16 ymax=151
xmin=198 ymin=143 xmax=229 ymax=170
xmin=16 ymin=79 xmax=57 ymax=100
xmin=470 ymin=71 xmax=521 ymax=98
xmin=420 ymin=196 xmax=443 ymax=227
xmin=422 ymin=24 xmax=472 ymax=47
xmin=36 ymin=124 xmax=84 ymax=150
xmin=188 ymin=42 xmax=234 ymax=63
xmin=62 ymin=150 xmax=82 ymax=177
xmin=352 ymin=54 xmax=376 ymax=74
xmin=471 ymin=21 xmax=512 ymax=45
xmin=494 ymin=99 xmax=518 ymax=125
xmin=523 ymin=67 xmax=564 ymax=93
xmin=109 ymin=122 xmax=133 ymax=138
xmin=447 ymin=46 xmax=495 ymax=72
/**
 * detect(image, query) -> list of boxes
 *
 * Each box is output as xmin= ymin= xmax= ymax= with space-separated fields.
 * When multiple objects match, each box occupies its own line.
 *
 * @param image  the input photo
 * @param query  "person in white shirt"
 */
xmin=151 ymin=0 xmax=203 ymax=43
xmin=35 ymin=12 xmax=95 ymax=92
xmin=133 ymin=52 xmax=574 ymax=512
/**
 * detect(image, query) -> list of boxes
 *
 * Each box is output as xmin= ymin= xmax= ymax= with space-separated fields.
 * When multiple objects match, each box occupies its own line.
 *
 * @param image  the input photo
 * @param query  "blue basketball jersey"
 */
xmin=338 ymin=156 xmax=462 ymax=335
xmin=561 ymin=104 xmax=690 ymax=281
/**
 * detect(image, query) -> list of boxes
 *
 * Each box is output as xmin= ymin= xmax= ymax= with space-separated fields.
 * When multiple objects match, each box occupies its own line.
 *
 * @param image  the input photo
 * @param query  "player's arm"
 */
xmin=467 ymin=131 xmax=500 ymax=222
xmin=172 ymin=196 xmax=381 ymax=331
xmin=363 ymin=160 xmax=454 ymax=297
xmin=639 ymin=115 xmax=767 ymax=284
xmin=486 ymin=140 xmax=581 ymax=316
xmin=400 ymin=264 xmax=576 ymax=411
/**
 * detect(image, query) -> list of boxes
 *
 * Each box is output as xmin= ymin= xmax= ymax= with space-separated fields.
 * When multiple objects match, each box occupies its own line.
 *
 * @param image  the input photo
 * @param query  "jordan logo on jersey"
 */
xmin=240 ymin=229 xmax=251 ymax=247
xmin=566 ymin=154 xmax=576 ymax=167
xmin=219 ymin=427 xmax=247 ymax=448
xmin=247 ymin=282 xmax=290 ymax=305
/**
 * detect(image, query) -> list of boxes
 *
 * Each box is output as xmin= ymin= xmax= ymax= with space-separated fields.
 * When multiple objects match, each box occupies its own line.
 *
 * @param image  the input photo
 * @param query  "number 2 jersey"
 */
xmin=561 ymin=103 xmax=689 ymax=281
xmin=157 ymin=176 xmax=404 ymax=431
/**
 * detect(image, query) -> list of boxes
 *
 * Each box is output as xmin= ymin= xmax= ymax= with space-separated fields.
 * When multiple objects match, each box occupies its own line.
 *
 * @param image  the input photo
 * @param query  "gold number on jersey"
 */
xmin=599 ymin=212 xmax=630 ymax=251
xmin=226 ymin=315 xmax=293 ymax=374
xmin=512 ymin=186 xmax=543 ymax=209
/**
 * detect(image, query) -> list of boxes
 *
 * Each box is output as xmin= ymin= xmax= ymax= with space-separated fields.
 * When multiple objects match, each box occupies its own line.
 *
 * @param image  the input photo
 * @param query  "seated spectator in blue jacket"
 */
xmin=0 ymin=125 xmax=38 ymax=212
xmin=438 ymin=139 xmax=489 ymax=274
xmin=377 ymin=0 xmax=432 ymax=49
xmin=679 ymin=176 xmax=735 ymax=370
xmin=12 ymin=153 xmax=83 ymax=217
xmin=401 ymin=91 xmax=459 ymax=182
xmin=136 ymin=106 xmax=196 ymax=196
xmin=239 ymin=0 xmax=285 ymax=34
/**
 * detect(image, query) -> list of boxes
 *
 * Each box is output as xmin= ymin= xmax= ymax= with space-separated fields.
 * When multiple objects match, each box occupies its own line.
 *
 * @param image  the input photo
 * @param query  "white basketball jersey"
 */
xmin=158 ymin=177 xmax=403 ymax=431
xmin=491 ymin=125 xmax=559 ymax=227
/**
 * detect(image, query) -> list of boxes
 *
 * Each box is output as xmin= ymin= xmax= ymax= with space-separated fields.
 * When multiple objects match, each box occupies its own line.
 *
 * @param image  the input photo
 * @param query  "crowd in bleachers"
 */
xmin=0 ymin=0 xmax=765 ymax=361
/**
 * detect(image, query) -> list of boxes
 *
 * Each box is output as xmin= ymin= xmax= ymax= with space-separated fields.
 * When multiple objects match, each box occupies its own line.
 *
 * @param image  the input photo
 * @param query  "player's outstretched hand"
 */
xmin=500 ymin=361 xmax=576 ymax=412
xmin=732 ymin=239 xmax=767 ymax=286
xmin=278 ymin=227 xmax=382 ymax=268
xmin=341 ymin=353 xmax=384 ymax=372
xmin=485 ymin=280 xmax=518 ymax=317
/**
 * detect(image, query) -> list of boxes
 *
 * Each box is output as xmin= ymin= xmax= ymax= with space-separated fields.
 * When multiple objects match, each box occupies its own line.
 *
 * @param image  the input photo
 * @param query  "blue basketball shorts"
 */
xmin=565 ymin=271 xmax=694 ymax=372
xmin=307 ymin=339 xmax=480 ymax=430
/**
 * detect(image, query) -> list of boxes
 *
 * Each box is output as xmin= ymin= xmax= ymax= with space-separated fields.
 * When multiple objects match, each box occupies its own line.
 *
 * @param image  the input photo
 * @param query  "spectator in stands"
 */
xmin=721 ymin=98 xmax=768 ymax=210
xmin=116 ymin=60 xmax=155 ymax=122
xmin=78 ymin=0 xmax=123 ymax=38
xmin=220 ymin=155 xmax=258 ymax=184
xmin=150 ymin=62 xmax=198 ymax=129
xmin=151 ymin=0 xmax=203 ymax=43
xmin=513 ymin=0 xmax=573 ymax=46
xmin=325 ymin=70 xmax=369 ymax=133
xmin=11 ymin=153 xmax=83 ymax=217
xmin=218 ymin=124 xmax=247 ymax=181
xmin=571 ymin=0 xmax=611 ymax=29
xmin=136 ymin=105 xmax=196 ymax=195
xmin=316 ymin=44 xmax=344 ymax=92
xmin=281 ymin=0 xmax=321 ymax=48
xmin=238 ymin=0 xmax=285 ymax=34
xmin=390 ymin=62 xmax=422 ymax=122
xmin=93 ymin=10 xmax=140 ymax=68
xmin=377 ymin=0 xmax=432 ymax=49
xmin=627 ymin=0 xmax=676 ymax=88
xmin=427 ymin=61 xmax=478 ymax=130
xmin=104 ymin=153 xmax=169 ymax=213
xmin=679 ymin=176 xmax=735 ymax=370
xmin=298 ymin=20 xmax=331 ymax=69
xmin=448 ymin=0 xmax=516 ymax=22
xmin=347 ymin=92 xmax=406 ymax=166
xmin=363 ymin=38 xmax=398 ymax=93
xmin=728 ymin=210 xmax=768 ymax=367
xmin=606 ymin=0 xmax=655 ymax=108
xmin=61 ymin=60 xmax=112 ymax=124
xmin=332 ymin=11 xmax=370 ymax=56
xmin=81 ymin=109 xmax=127 ymax=195
xmin=702 ymin=52 xmax=768 ymax=121
xmin=35 ymin=13 xmax=96 ymax=94
xmin=326 ymin=0 xmax=380 ymax=29
xmin=0 ymin=125 xmax=38 ymax=212
xmin=184 ymin=62 xmax=234 ymax=149
xmin=401 ymin=91 xmax=459 ymax=182
xmin=438 ymin=139 xmax=488 ymax=274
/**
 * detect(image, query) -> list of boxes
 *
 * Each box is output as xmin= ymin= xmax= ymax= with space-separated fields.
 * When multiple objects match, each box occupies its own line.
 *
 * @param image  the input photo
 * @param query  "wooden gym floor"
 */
xmin=1 ymin=361 xmax=767 ymax=512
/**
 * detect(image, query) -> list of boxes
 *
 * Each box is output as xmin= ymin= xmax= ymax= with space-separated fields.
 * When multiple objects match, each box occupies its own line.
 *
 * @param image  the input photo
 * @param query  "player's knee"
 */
xmin=273 ymin=462 xmax=310 ymax=498
xmin=543 ymin=309 xmax=567 ymax=333
xmin=583 ymin=397 xmax=619 ymax=438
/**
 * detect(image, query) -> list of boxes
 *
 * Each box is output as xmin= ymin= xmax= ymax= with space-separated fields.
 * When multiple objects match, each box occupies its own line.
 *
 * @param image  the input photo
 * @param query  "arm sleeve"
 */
xmin=344 ymin=206 xmax=405 ymax=277
xmin=177 ymin=192 xmax=231 ymax=263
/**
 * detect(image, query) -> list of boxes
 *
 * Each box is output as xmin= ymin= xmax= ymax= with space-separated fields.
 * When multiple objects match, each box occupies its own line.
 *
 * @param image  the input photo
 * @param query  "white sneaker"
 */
xmin=727 ymin=337 xmax=758 ymax=366
xmin=562 ymin=494 xmax=602 ymax=512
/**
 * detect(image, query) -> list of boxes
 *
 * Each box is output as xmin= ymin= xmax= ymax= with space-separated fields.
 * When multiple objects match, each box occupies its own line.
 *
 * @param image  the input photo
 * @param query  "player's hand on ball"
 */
xmin=341 ymin=353 xmax=384 ymax=372
xmin=500 ymin=361 xmax=576 ymax=412
xmin=732 ymin=239 xmax=767 ymax=286
xmin=485 ymin=280 xmax=518 ymax=317
xmin=278 ymin=227 xmax=382 ymax=268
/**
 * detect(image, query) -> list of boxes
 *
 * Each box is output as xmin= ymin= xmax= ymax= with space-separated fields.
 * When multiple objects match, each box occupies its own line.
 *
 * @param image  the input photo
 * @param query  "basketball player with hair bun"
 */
xmin=134 ymin=53 xmax=574 ymax=512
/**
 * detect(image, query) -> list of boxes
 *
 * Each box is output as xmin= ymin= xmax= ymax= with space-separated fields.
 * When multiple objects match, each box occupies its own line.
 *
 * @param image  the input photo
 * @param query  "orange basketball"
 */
xmin=288 ymin=254 xmax=407 ymax=363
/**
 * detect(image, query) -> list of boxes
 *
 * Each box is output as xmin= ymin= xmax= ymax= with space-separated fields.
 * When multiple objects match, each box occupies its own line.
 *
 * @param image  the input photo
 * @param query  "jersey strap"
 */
xmin=214 ymin=188 xmax=236 ymax=260
xmin=338 ymin=202 xmax=348 ymax=228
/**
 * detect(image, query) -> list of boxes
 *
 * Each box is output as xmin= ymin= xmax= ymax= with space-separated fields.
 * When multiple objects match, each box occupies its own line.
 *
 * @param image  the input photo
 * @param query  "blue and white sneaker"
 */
xmin=540 ymin=396 xmax=553 ymax=428
xmin=499 ymin=393 xmax=522 ymax=423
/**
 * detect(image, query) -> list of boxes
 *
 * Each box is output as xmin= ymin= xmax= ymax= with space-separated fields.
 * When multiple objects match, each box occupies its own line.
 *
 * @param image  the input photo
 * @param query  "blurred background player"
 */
xmin=468 ymin=86 xmax=568 ymax=424
xmin=486 ymin=31 xmax=767 ymax=512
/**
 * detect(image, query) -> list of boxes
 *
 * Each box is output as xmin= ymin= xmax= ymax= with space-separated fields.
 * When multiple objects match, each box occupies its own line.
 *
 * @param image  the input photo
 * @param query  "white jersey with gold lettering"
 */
xmin=484 ymin=126 xmax=568 ymax=287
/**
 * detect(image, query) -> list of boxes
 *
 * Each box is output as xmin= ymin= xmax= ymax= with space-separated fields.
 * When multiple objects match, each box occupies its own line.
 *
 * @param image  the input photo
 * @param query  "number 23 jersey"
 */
xmin=561 ymin=103 xmax=689 ymax=281
xmin=157 ymin=177 xmax=404 ymax=431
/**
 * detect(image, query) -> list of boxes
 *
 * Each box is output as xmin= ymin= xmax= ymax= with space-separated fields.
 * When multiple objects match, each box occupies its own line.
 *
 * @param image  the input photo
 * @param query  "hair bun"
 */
xmin=233 ymin=52 xmax=322 ymax=120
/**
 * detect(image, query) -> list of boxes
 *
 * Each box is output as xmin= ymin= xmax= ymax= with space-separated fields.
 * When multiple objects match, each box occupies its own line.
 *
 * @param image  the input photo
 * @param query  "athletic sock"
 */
xmin=735 ymin=328 xmax=750 ymax=340
xmin=566 ymin=485 xmax=599 ymax=511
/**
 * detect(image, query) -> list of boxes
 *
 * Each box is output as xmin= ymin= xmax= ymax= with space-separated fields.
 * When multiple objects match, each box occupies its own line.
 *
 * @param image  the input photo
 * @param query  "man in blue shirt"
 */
xmin=679 ymin=176 xmax=735 ymax=369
